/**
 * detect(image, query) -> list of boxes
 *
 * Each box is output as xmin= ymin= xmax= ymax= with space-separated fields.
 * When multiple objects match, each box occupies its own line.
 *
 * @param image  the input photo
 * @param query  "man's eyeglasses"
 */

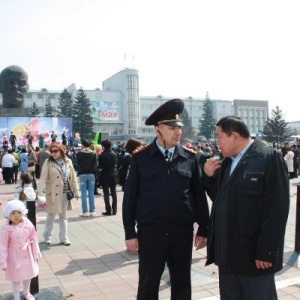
xmin=50 ymin=149 xmax=59 ymax=154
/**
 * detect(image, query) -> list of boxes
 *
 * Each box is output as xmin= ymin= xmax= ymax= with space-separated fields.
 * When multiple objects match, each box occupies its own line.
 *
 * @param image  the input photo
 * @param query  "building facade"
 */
xmin=1 ymin=68 xmax=272 ymax=142
xmin=233 ymin=99 xmax=268 ymax=135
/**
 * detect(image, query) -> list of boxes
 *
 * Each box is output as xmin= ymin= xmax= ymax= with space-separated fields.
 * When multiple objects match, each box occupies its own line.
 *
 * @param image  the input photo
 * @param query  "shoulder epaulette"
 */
xmin=133 ymin=144 xmax=151 ymax=155
xmin=182 ymin=145 xmax=196 ymax=154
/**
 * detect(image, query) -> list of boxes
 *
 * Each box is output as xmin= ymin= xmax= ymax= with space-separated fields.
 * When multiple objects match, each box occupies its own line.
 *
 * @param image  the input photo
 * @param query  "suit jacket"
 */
xmin=202 ymin=139 xmax=290 ymax=275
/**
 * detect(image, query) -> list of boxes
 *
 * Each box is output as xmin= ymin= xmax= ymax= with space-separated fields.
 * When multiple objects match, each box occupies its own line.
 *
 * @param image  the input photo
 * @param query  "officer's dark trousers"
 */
xmin=218 ymin=266 xmax=277 ymax=300
xmin=137 ymin=230 xmax=193 ymax=300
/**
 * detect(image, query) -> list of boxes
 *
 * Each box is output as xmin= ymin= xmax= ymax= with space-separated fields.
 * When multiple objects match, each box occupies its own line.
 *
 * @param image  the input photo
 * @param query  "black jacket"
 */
xmin=202 ymin=139 xmax=290 ymax=275
xmin=76 ymin=150 xmax=97 ymax=175
xmin=122 ymin=139 xmax=209 ymax=240
xmin=98 ymin=149 xmax=118 ymax=187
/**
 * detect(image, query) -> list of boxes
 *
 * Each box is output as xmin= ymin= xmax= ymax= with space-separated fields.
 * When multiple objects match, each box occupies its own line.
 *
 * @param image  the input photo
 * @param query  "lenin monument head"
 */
xmin=0 ymin=65 xmax=29 ymax=109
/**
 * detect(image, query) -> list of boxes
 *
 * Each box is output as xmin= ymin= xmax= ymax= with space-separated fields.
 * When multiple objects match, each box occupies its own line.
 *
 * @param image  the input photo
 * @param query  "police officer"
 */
xmin=122 ymin=98 xmax=209 ymax=300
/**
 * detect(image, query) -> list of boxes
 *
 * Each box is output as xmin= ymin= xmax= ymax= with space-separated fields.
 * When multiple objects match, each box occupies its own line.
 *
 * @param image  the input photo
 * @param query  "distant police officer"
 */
xmin=122 ymin=99 xmax=209 ymax=300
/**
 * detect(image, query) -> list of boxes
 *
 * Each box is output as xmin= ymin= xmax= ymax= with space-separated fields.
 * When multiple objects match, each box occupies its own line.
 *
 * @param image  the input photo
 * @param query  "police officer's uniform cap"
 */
xmin=145 ymin=98 xmax=184 ymax=127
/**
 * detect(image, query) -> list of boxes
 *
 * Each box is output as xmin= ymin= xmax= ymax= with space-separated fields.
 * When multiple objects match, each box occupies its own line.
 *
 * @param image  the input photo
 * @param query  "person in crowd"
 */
xmin=122 ymin=99 xmax=209 ymax=299
xmin=292 ymin=144 xmax=299 ymax=178
xmin=37 ymin=142 xmax=79 ymax=246
xmin=15 ymin=173 xmax=37 ymax=207
xmin=9 ymin=132 xmax=17 ymax=149
xmin=2 ymin=134 xmax=9 ymax=151
xmin=284 ymin=146 xmax=294 ymax=179
xmin=51 ymin=131 xmax=57 ymax=143
xmin=61 ymin=130 xmax=67 ymax=146
xmin=19 ymin=147 xmax=28 ymax=174
xmin=66 ymin=147 xmax=76 ymax=168
xmin=76 ymin=140 xmax=97 ymax=217
xmin=39 ymin=133 xmax=44 ymax=148
xmin=118 ymin=138 xmax=142 ymax=191
xmin=73 ymin=132 xmax=81 ymax=147
xmin=26 ymin=132 xmax=33 ymax=146
xmin=0 ymin=200 xmax=41 ymax=300
xmin=89 ymin=143 xmax=101 ymax=195
xmin=198 ymin=147 xmax=212 ymax=174
xmin=1 ymin=149 xmax=17 ymax=184
xmin=37 ymin=144 xmax=50 ymax=174
xmin=68 ymin=134 xmax=74 ymax=148
xmin=0 ymin=167 xmax=3 ymax=184
xmin=281 ymin=142 xmax=289 ymax=157
xmin=34 ymin=146 xmax=41 ymax=179
xmin=27 ymin=145 xmax=37 ymax=189
xmin=11 ymin=148 xmax=20 ymax=184
xmin=202 ymin=116 xmax=289 ymax=300
xmin=0 ymin=65 xmax=29 ymax=109
xmin=98 ymin=139 xmax=118 ymax=216
xmin=195 ymin=144 xmax=203 ymax=161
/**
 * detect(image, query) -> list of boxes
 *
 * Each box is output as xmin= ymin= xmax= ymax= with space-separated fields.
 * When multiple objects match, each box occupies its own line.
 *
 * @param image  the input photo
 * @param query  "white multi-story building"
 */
xmin=233 ymin=99 xmax=268 ymax=135
xmin=1 ymin=68 xmax=270 ymax=142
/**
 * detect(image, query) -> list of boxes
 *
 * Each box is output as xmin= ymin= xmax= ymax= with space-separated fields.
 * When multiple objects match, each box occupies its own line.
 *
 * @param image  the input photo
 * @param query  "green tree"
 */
xmin=72 ymin=87 xmax=94 ymax=140
xmin=263 ymin=106 xmax=293 ymax=145
xmin=181 ymin=108 xmax=194 ymax=143
xmin=199 ymin=93 xmax=216 ymax=139
xmin=44 ymin=98 xmax=55 ymax=117
xmin=57 ymin=88 xmax=73 ymax=117
xmin=29 ymin=102 xmax=40 ymax=117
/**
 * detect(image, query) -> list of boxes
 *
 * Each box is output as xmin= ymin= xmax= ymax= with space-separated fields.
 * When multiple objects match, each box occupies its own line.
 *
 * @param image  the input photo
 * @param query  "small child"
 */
xmin=14 ymin=173 xmax=36 ymax=207
xmin=0 ymin=200 xmax=42 ymax=300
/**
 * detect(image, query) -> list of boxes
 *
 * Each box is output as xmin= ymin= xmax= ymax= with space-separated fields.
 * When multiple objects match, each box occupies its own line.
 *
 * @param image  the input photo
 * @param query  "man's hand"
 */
xmin=125 ymin=238 xmax=139 ymax=254
xmin=203 ymin=157 xmax=222 ymax=177
xmin=194 ymin=236 xmax=207 ymax=250
xmin=255 ymin=260 xmax=273 ymax=269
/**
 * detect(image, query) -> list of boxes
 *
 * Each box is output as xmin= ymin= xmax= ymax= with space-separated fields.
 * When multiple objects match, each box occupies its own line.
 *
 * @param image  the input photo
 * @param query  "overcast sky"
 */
xmin=1 ymin=0 xmax=299 ymax=121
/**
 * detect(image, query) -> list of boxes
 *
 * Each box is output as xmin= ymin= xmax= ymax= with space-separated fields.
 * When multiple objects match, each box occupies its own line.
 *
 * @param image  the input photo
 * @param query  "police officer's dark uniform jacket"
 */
xmin=202 ymin=138 xmax=290 ymax=276
xmin=123 ymin=139 xmax=209 ymax=240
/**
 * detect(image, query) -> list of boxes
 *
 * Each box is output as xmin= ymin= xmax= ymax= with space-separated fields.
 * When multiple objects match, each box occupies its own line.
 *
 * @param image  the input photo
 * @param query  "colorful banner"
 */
xmin=0 ymin=117 xmax=72 ymax=148
xmin=90 ymin=100 xmax=119 ymax=121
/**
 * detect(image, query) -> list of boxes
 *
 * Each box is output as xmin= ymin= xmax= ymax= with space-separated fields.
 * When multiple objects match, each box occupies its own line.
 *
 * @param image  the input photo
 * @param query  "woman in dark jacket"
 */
xmin=98 ymin=139 xmax=118 ymax=215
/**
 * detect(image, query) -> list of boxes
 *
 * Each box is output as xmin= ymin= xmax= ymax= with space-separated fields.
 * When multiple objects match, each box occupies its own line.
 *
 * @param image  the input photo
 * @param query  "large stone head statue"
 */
xmin=0 ymin=65 xmax=29 ymax=109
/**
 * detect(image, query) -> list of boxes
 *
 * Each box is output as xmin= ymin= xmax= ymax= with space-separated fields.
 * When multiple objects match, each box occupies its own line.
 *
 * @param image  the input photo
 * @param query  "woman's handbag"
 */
xmin=27 ymin=165 xmax=35 ymax=173
xmin=66 ymin=190 xmax=74 ymax=200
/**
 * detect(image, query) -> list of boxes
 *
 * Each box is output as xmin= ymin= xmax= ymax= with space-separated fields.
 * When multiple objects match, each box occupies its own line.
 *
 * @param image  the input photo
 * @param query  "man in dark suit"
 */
xmin=202 ymin=116 xmax=289 ymax=299
xmin=122 ymin=99 xmax=209 ymax=300
xmin=98 ymin=139 xmax=118 ymax=215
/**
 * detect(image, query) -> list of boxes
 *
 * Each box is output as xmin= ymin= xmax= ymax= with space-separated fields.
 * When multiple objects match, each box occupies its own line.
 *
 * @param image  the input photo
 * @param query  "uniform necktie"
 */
xmin=164 ymin=149 xmax=170 ymax=162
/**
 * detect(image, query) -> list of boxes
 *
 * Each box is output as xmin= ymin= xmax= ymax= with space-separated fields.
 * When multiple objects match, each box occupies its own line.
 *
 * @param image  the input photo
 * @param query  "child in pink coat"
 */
xmin=0 ymin=200 xmax=42 ymax=300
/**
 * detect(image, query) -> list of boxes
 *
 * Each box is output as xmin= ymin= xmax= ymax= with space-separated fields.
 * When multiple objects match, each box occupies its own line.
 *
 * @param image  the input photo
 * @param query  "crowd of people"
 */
xmin=0 ymin=103 xmax=298 ymax=299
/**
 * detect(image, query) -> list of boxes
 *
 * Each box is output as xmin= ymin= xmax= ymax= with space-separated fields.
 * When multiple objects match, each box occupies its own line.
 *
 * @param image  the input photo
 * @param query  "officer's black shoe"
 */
xmin=112 ymin=211 xmax=117 ymax=215
xmin=102 ymin=211 xmax=112 ymax=216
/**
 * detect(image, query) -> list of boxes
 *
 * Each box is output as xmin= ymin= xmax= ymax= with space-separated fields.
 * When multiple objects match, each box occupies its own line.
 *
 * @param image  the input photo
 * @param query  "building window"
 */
xmin=38 ymin=94 xmax=44 ymax=99
xmin=48 ymin=93 xmax=56 ymax=100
